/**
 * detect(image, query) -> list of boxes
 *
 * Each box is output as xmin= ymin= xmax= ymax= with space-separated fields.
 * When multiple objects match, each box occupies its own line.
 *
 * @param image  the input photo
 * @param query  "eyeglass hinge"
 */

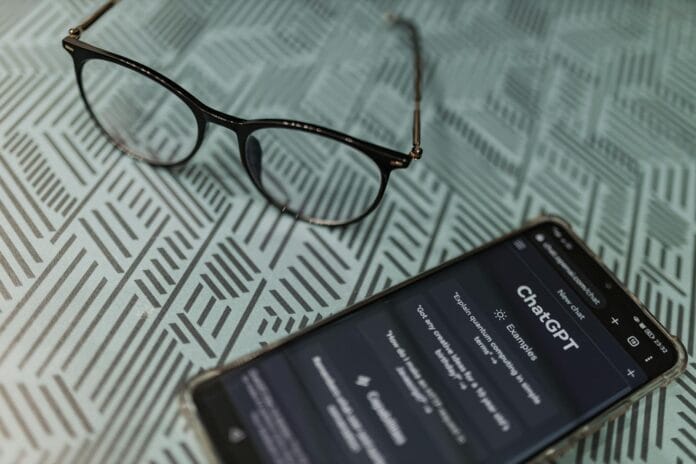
xmin=409 ymin=146 xmax=423 ymax=160
xmin=68 ymin=27 xmax=82 ymax=39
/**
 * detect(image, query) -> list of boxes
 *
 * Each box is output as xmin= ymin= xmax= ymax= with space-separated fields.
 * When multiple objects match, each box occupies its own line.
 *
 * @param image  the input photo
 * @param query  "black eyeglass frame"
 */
xmin=63 ymin=1 xmax=423 ymax=227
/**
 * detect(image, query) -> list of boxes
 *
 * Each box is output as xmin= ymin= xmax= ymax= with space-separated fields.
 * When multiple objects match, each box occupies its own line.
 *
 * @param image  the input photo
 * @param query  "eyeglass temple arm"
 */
xmin=68 ymin=0 xmax=121 ymax=39
xmin=387 ymin=14 xmax=423 ymax=160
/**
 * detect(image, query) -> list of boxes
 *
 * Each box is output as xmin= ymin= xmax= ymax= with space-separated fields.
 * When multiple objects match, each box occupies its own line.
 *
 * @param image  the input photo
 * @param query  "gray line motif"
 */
xmin=0 ymin=0 xmax=695 ymax=463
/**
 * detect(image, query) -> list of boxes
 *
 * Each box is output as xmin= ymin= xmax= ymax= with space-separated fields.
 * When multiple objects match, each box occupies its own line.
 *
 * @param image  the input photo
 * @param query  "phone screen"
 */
xmin=191 ymin=220 xmax=680 ymax=464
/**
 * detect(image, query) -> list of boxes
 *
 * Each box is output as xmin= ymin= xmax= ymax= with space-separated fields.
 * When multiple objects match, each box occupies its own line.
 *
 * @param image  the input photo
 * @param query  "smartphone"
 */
xmin=183 ymin=216 xmax=686 ymax=464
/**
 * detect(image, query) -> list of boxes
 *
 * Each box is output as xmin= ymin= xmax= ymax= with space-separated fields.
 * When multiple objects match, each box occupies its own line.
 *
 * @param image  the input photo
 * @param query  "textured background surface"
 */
xmin=1 ymin=0 xmax=695 ymax=462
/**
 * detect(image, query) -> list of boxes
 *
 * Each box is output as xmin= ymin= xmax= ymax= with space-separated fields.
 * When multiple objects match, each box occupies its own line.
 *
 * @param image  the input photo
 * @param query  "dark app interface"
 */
xmin=214 ymin=234 xmax=648 ymax=464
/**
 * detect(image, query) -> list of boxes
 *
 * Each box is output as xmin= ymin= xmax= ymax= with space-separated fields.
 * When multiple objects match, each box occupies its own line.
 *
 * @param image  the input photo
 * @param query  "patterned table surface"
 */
xmin=1 ymin=0 xmax=695 ymax=462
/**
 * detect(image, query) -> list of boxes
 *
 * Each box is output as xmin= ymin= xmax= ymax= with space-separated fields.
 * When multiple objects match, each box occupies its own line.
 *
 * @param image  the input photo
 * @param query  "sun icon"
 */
xmin=494 ymin=309 xmax=507 ymax=321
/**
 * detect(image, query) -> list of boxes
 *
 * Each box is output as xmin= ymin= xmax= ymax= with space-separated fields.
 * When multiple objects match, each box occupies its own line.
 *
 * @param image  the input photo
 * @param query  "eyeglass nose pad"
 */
xmin=244 ymin=134 xmax=294 ymax=209
xmin=245 ymin=135 xmax=263 ymax=184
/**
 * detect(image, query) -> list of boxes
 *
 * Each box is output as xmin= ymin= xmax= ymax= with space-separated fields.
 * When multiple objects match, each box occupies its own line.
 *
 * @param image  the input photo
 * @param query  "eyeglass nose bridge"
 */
xmin=193 ymin=110 xmax=269 ymax=202
xmin=199 ymin=105 xmax=247 ymax=132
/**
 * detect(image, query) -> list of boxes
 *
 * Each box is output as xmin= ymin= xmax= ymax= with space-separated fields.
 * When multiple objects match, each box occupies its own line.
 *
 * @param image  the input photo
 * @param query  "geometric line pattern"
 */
xmin=1 ymin=0 xmax=696 ymax=462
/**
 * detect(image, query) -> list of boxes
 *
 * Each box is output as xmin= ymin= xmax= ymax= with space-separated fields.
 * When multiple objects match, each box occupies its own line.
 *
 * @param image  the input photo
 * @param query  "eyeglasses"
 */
xmin=63 ymin=1 xmax=423 ymax=226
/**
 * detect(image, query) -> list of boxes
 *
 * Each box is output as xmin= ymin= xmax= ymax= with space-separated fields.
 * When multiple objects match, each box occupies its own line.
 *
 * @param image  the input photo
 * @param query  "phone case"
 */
xmin=180 ymin=215 xmax=688 ymax=464
xmin=524 ymin=216 xmax=687 ymax=463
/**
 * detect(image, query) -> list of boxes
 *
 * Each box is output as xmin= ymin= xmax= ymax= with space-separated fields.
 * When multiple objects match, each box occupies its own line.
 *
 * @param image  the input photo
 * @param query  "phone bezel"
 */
xmin=181 ymin=215 xmax=687 ymax=463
